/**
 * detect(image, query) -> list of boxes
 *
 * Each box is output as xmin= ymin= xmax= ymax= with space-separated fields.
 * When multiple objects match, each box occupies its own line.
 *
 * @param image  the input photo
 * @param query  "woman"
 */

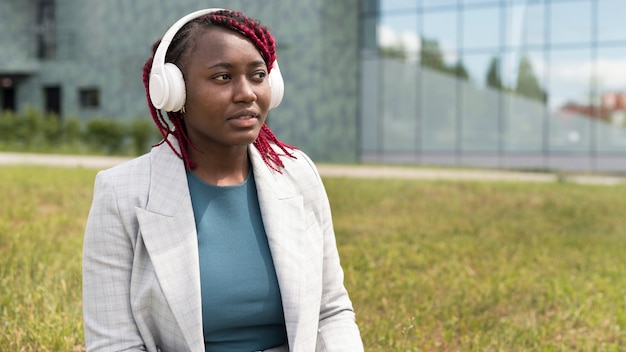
xmin=82 ymin=8 xmax=364 ymax=352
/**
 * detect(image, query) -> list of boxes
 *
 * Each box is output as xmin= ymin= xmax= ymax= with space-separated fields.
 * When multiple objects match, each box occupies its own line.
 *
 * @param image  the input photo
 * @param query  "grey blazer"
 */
xmin=82 ymin=138 xmax=364 ymax=352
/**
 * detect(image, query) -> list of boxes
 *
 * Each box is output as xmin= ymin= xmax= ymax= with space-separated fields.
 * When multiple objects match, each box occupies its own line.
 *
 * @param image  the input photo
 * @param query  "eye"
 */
xmin=213 ymin=73 xmax=231 ymax=81
xmin=251 ymin=70 xmax=267 ymax=82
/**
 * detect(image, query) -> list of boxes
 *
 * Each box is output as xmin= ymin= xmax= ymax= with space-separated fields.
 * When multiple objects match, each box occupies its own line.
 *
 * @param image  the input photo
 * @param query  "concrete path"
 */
xmin=0 ymin=151 xmax=624 ymax=186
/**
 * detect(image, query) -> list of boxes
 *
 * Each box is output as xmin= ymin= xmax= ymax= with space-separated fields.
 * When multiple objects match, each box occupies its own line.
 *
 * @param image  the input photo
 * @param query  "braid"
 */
xmin=142 ymin=40 xmax=197 ymax=169
xmin=142 ymin=9 xmax=295 ymax=171
xmin=254 ymin=124 xmax=296 ymax=171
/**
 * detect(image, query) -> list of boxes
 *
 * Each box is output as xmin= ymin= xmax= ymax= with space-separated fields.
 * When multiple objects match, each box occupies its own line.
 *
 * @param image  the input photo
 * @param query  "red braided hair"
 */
xmin=142 ymin=9 xmax=295 ymax=171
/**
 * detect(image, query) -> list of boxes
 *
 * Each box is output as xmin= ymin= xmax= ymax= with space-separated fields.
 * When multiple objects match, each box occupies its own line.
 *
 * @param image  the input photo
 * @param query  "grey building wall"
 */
xmin=1 ymin=0 xmax=360 ymax=162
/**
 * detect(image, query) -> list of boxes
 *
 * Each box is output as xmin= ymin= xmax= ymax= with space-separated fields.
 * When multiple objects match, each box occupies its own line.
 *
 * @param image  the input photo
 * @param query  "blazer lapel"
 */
xmin=136 ymin=140 xmax=204 ymax=352
xmin=249 ymin=146 xmax=308 ymax=347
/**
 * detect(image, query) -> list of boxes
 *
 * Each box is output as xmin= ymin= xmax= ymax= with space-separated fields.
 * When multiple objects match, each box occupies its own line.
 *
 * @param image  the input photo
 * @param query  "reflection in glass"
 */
xmin=463 ymin=5 xmax=500 ymax=49
xmin=360 ymin=59 xmax=380 ymax=151
xmin=422 ymin=67 xmax=457 ymax=151
xmin=422 ymin=0 xmax=457 ymax=8
xmin=463 ymin=51 xmax=499 ymax=89
xmin=594 ymin=46 xmax=626 ymax=152
xmin=380 ymin=0 xmax=417 ymax=12
xmin=502 ymin=50 xmax=546 ymax=152
xmin=381 ymin=59 xmax=418 ymax=151
xmin=359 ymin=0 xmax=626 ymax=170
xmin=462 ymin=0 xmax=499 ymax=5
xmin=597 ymin=0 xmax=626 ymax=43
xmin=361 ymin=16 xmax=378 ymax=55
xmin=461 ymin=53 xmax=500 ymax=152
xmin=422 ymin=8 xmax=458 ymax=59
xmin=506 ymin=2 xmax=545 ymax=49
xmin=378 ymin=13 xmax=419 ymax=61
xmin=550 ymin=1 xmax=592 ymax=45
xmin=548 ymin=48 xmax=592 ymax=152
xmin=548 ymin=48 xmax=591 ymax=111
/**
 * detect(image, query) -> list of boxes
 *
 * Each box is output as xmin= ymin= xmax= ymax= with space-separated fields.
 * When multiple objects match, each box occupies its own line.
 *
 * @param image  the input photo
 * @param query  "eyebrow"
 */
xmin=206 ymin=60 xmax=267 ymax=70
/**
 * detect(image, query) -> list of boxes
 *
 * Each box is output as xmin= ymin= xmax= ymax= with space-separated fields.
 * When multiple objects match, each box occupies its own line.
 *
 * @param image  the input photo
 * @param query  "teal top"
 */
xmin=187 ymin=170 xmax=287 ymax=352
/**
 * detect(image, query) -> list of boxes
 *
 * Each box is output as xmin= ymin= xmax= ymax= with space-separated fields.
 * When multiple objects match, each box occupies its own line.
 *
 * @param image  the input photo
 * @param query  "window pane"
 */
xmin=464 ymin=51 xmax=499 ymax=89
xmin=502 ymin=50 xmax=546 ymax=152
xmin=379 ymin=12 xmax=420 ymax=61
xmin=421 ymin=66 xmax=458 ymax=151
xmin=548 ymin=48 xmax=592 ymax=152
xmin=550 ymin=1 xmax=592 ymax=45
xmin=422 ymin=8 xmax=459 ymax=55
xmin=381 ymin=59 xmax=418 ymax=151
xmin=506 ymin=2 xmax=545 ymax=49
xmin=461 ymin=52 xmax=501 ymax=151
xmin=381 ymin=0 xmax=417 ymax=12
xmin=461 ymin=0 xmax=500 ymax=7
xmin=79 ymin=88 xmax=100 ymax=108
xmin=597 ymin=0 xmax=626 ymax=43
xmin=360 ymin=58 xmax=381 ymax=151
xmin=463 ymin=5 xmax=500 ymax=49
xmin=361 ymin=15 xmax=378 ymax=55
xmin=422 ymin=0 xmax=457 ymax=8
xmin=505 ymin=92 xmax=545 ymax=152
xmin=595 ymin=46 xmax=626 ymax=152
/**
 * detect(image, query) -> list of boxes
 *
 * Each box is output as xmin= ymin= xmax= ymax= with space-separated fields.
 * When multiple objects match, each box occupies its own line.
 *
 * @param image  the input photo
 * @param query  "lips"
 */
xmin=227 ymin=110 xmax=260 ymax=128
xmin=229 ymin=110 xmax=260 ymax=121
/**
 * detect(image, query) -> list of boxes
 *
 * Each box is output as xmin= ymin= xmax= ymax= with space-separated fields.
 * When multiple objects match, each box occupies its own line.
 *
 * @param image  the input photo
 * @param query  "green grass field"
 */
xmin=2 ymin=166 xmax=626 ymax=351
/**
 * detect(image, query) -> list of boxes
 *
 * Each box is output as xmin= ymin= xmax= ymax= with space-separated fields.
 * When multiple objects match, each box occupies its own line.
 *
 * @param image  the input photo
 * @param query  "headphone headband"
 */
xmin=148 ymin=8 xmax=284 ymax=112
xmin=151 ymin=8 xmax=222 ymax=77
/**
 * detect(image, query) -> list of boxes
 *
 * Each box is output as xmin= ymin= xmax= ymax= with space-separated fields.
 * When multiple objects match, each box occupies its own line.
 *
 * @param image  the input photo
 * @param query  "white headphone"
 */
xmin=148 ymin=8 xmax=285 ymax=112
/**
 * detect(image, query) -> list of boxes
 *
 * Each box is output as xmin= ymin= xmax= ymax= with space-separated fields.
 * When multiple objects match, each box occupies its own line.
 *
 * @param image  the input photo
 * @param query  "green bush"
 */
xmin=63 ymin=116 xmax=82 ymax=147
xmin=84 ymin=117 xmax=127 ymax=155
xmin=0 ymin=110 xmax=18 ymax=145
xmin=41 ymin=113 xmax=63 ymax=147
xmin=0 ymin=109 xmax=159 ymax=155
xmin=130 ymin=118 xmax=156 ymax=155
xmin=16 ymin=107 xmax=44 ymax=147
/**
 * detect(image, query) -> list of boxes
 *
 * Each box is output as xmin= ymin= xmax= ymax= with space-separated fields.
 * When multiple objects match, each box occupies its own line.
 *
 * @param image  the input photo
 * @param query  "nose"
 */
xmin=233 ymin=77 xmax=257 ymax=104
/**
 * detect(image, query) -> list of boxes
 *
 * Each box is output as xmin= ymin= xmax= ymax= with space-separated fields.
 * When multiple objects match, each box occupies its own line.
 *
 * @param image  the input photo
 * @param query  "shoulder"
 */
xmin=275 ymin=147 xmax=323 ymax=184
xmin=91 ymin=152 xmax=154 ymax=212
xmin=273 ymin=147 xmax=330 ymax=204
xmin=96 ymin=152 xmax=152 ymax=187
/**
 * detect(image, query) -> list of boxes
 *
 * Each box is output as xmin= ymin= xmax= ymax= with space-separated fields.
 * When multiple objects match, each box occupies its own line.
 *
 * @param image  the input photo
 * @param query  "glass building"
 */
xmin=360 ymin=0 xmax=626 ymax=172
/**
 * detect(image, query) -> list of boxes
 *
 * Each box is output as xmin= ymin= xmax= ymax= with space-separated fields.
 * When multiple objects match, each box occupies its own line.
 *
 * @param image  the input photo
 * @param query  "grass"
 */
xmin=0 ymin=167 xmax=93 ymax=351
xmin=2 ymin=166 xmax=626 ymax=351
xmin=326 ymin=178 xmax=626 ymax=351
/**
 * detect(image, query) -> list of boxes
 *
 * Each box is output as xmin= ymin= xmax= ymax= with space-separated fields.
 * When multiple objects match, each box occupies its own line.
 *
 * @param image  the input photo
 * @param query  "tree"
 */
xmin=381 ymin=45 xmax=406 ymax=60
xmin=515 ymin=56 xmax=547 ymax=102
xmin=451 ymin=61 xmax=469 ymax=81
xmin=420 ymin=38 xmax=446 ymax=72
xmin=486 ymin=57 xmax=503 ymax=90
xmin=420 ymin=38 xmax=468 ymax=80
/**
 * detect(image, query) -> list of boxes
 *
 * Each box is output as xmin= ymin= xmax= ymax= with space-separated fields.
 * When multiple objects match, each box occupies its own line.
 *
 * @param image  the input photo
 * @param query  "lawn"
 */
xmin=1 ymin=166 xmax=626 ymax=351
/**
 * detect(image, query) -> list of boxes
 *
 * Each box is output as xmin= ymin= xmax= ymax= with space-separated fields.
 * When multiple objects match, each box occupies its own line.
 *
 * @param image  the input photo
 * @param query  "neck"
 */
xmin=187 ymin=144 xmax=250 ymax=186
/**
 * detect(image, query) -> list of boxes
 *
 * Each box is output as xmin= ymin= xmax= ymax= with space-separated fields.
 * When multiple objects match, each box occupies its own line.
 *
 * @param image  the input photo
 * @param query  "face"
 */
xmin=181 ymin=26 xmax=271 ymax=152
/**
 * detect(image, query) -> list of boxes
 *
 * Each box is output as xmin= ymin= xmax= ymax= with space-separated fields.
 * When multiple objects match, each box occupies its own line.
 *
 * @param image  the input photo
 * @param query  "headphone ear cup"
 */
xmin=268 ymin=62 xmax=284 ymax=110
xmin=149 ymin=66 xmax=168 ymax=110
xmin=161 ymin=63 xmax=186 ymax=112
xmin=149 ymin=63 xmax=186 ymax=112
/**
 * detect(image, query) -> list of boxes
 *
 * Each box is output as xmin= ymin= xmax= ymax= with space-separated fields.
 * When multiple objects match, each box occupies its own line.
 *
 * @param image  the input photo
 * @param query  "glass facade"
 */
xmin=360 ymin=0 xmax=626 ymax=171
